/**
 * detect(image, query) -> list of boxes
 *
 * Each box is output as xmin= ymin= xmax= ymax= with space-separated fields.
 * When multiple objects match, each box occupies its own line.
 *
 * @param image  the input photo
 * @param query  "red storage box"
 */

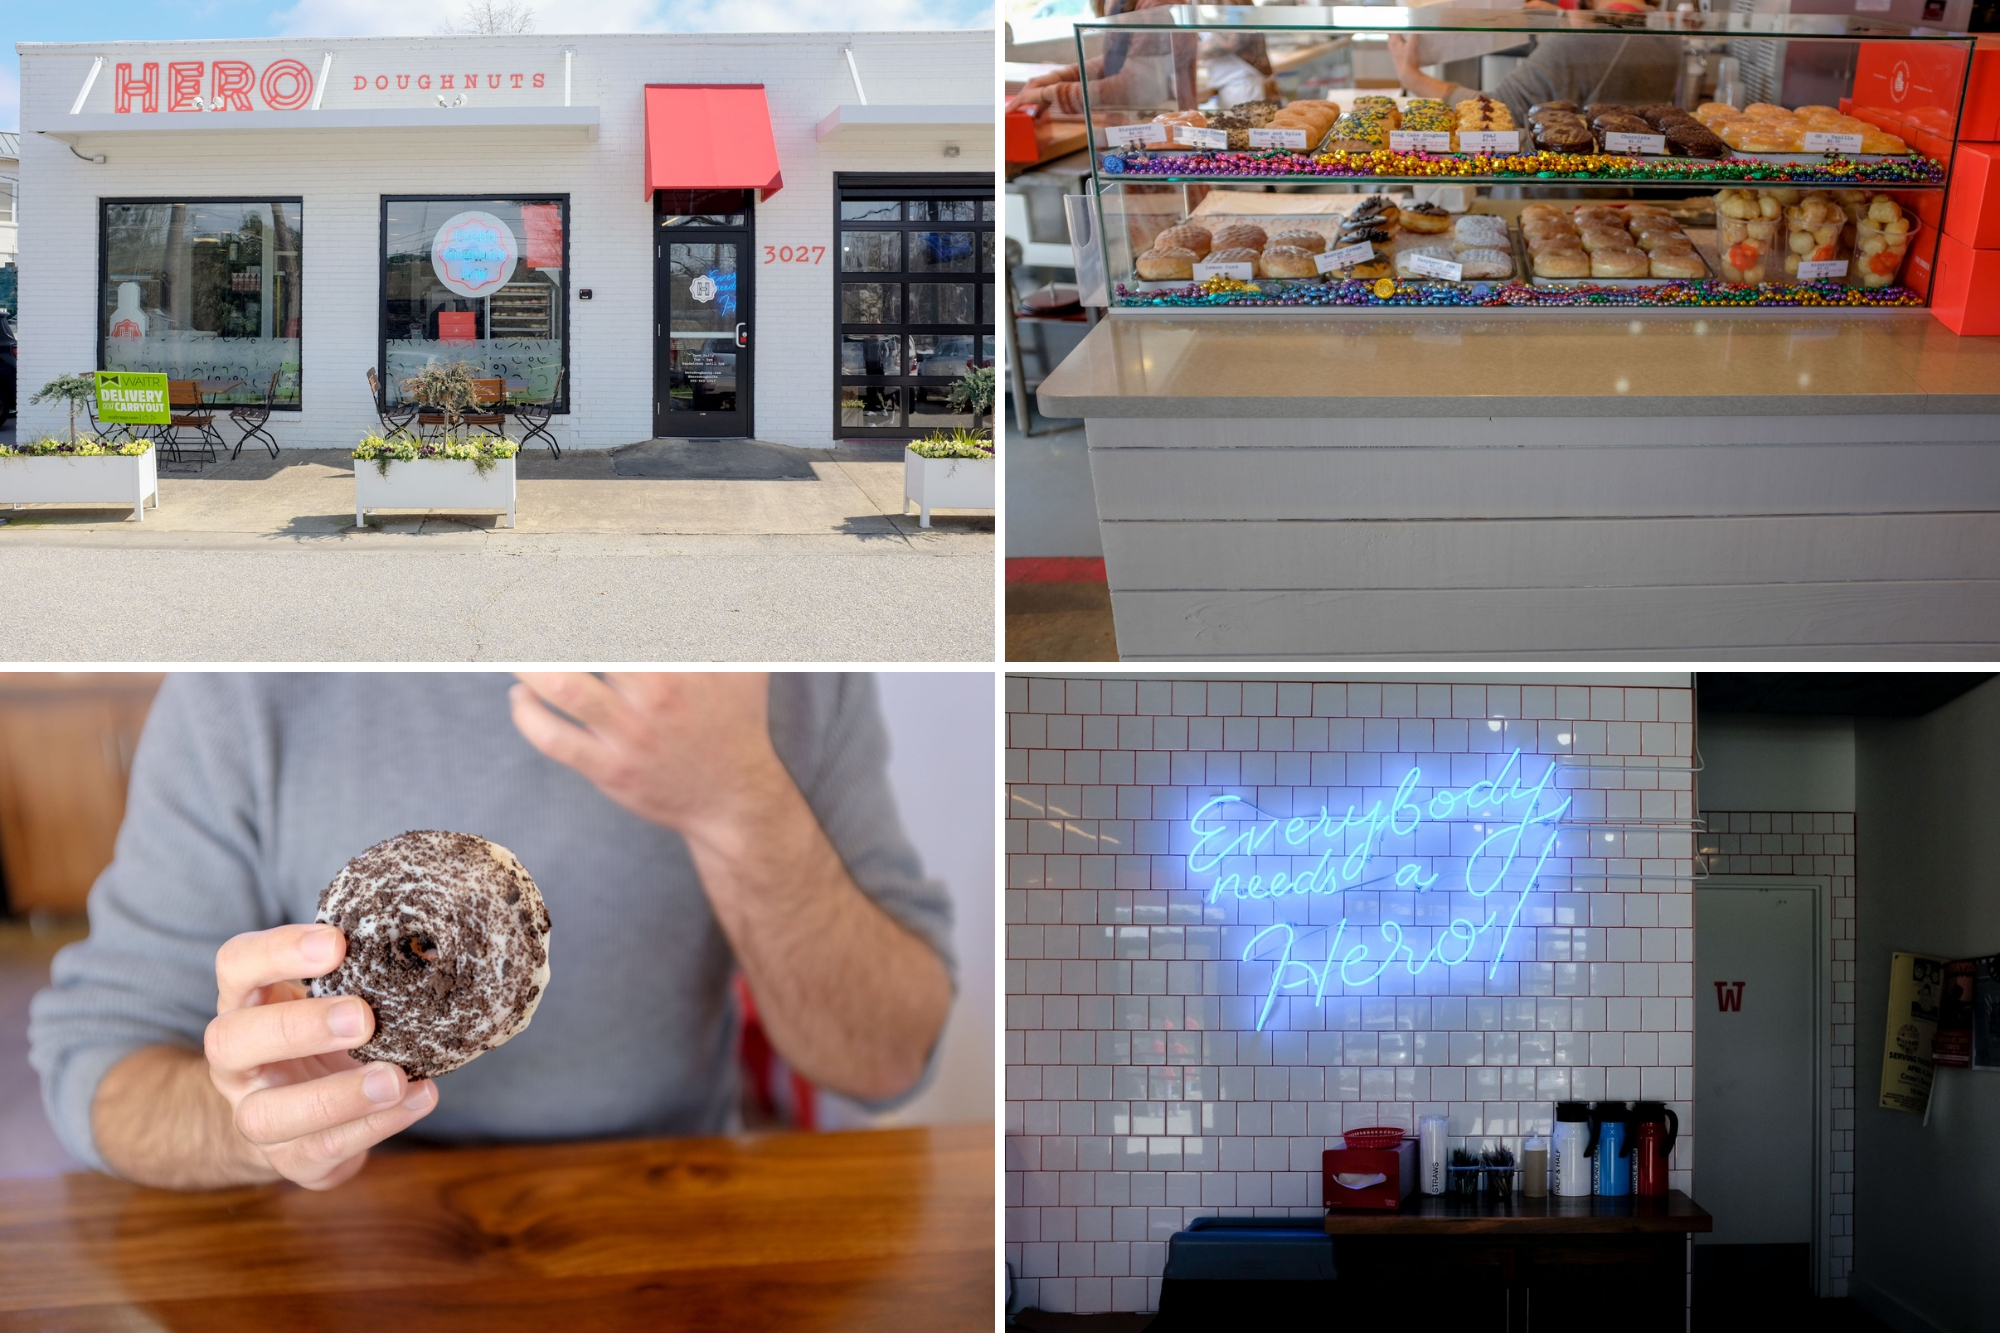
xmin=1964 ymin=37 xmax=2000 ymax=144
xmin=1946 ymin=142 xmax=2000 ymax=251
xmin=1322 ymin=1137 xmax=1416 ymax=1211
xmin=1928 ymin=231 xmax=2000 ymax=337
xmin=1006 ymin=110 xmax=1040 ymax=164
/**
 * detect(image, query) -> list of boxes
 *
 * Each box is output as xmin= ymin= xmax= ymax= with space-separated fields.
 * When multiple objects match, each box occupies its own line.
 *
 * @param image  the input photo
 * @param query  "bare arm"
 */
xmin=510 ymin=673 xmax=952 ymax=1103
xmin=91 ymin=924 xmax=438 ymax=1190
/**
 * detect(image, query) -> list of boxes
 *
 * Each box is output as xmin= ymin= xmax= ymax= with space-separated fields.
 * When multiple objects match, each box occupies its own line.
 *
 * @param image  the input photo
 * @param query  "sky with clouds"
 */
xmin=3 ymin=0 xmax=995 ymax=132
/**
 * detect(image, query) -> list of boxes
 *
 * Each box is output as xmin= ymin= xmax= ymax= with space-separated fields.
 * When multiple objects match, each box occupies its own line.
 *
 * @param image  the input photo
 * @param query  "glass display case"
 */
xmin=1069 ymin=5 xmax=1977 ymax=312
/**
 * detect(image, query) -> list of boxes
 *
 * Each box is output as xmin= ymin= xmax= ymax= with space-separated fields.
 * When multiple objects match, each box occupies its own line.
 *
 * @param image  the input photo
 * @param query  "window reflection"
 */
xmin=908 ymin=284 xmax=975 ymax=325
xmin=841 ymin=386 xmax=901 ymax=427
xmin=841 ymin=334 xmax=903 ymax=376
xmin=841 ymin=283 xmax=900 ymax=323
xmin=910 ymin=232 xmax=977 ymax=274
xmin=841 ymin=232 xmax=901 ymax=272
xmin=100 ymin=200 xmax=303 ymax=407
xmin=841 ymin=201 xmax=900 ymax=221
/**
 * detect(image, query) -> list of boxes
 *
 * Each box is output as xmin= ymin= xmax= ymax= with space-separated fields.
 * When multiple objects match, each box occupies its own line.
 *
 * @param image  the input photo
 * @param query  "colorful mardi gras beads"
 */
xmin=1105 ymin=147 xmax=1945 ymax=186
xmin=1133 ymin=277 xmax=1924 ymax=310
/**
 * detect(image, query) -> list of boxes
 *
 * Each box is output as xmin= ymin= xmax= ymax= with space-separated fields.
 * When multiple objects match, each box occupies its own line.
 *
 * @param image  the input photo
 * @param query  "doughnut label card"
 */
xmin=1248 ymin=128 xmax=1308 ymax=150
xmin=1193 ymin=261 xmax=1255 ymax=281
xmin=1317 ymin=242 xmax=1378 ymax=273
xmin=1105 ymin=124 xmax=1168 ymax=148
xmin=1603 ymin=131 xmax=1668 ymax=155
xmin=1404 ymin=252 xmax=1464 ymax=281
xmin=1797 ymin=258 xmax=1851 ymax=280
xmin=1456 ymin=130 xmax=1520 ymax=153
xmin=1173 ymin=126 xmax=1230 ymax=150
xmin=1804 ymin=132 xmax=1864 ymax=153
xmin=1390 ymin=130 xmax=1452 ymax=152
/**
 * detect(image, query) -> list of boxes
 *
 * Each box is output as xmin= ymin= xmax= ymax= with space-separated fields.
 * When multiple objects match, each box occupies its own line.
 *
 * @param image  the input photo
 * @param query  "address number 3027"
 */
xmin=764 ymin=245 xmax=827 ymax=264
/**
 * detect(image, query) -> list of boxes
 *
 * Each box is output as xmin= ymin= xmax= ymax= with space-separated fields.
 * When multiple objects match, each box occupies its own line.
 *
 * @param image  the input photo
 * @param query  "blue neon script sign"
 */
xmin=1186 ymin=749 xmax=1570 ymax=1029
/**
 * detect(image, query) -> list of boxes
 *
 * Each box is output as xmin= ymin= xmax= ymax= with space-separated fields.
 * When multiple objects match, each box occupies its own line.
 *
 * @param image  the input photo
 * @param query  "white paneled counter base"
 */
xmin=1035 ymin=312 xmax=2000 ymax=660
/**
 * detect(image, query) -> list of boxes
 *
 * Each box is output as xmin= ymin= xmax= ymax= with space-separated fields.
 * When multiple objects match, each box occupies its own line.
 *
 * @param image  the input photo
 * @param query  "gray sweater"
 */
xmin=29 ymin=673 xmax=954 ymax=1173
xmin=1448 ymin=33 xmax=1684 ymax=128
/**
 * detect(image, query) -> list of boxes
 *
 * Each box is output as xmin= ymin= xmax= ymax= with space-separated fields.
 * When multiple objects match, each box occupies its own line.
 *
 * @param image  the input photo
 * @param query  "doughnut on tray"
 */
xmin=1514 ymin=225 xmax=1717 ymax=288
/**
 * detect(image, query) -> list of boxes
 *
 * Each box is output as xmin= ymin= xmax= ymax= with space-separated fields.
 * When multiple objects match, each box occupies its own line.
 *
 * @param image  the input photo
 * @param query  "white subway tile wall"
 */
xmin=1004 ymin=676 xmax=1698 ymax=1316
xmin=1697 ymin=810 xmax=1856 ymax=1297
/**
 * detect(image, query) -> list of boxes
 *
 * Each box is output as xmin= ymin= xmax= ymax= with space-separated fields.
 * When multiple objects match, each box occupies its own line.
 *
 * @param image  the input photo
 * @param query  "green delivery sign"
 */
xmin=95 ymin=371 xmax=170 ymax=426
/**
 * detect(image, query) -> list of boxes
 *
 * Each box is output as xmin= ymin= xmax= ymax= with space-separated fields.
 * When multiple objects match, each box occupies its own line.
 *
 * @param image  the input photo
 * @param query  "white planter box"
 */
xmin=903 ymin=451 xmax=995 ymax=528
xmin=0 ymin=448 xmax=159 ymax=521
xmin=354 ymin=457 xmax=515 ymax=528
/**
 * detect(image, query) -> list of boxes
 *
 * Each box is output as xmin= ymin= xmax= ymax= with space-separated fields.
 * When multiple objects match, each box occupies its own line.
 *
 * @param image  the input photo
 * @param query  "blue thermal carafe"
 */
xmin=1589 ymin=1101 xmax=1633 ymax=1196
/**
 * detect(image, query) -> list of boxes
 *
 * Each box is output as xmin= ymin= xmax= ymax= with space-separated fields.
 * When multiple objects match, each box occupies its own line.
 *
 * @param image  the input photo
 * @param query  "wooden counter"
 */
xmin=0 ymin=1124 xmax=993 ymax=1331
xmin=1035 ymin=313 xmax=2000 ymax=659
xmin=1323 ymin=1188 xmax=1712 ymax=1235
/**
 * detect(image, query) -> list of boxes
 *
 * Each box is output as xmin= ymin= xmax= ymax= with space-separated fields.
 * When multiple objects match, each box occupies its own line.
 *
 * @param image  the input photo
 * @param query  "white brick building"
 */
xmin=15 ymin=32 xmax=993 ymax=449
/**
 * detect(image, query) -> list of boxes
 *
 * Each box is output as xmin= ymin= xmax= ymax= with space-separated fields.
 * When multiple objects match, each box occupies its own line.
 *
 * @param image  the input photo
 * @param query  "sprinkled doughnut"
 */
xmin=310 ymin=830 xmax=552 ymax=1079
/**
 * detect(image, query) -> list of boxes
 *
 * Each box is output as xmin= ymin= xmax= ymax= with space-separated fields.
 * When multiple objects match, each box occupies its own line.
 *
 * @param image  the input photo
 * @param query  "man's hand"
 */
xmin=509 ymin=673 xmax=782 ymax=853
xmin=203 ymin=924 xmax=440 ymax=1189
xmin=94 ymin=923 xmax=438 ymax=1191
xmin=509 ymin=673 xmax=951 ymax=1104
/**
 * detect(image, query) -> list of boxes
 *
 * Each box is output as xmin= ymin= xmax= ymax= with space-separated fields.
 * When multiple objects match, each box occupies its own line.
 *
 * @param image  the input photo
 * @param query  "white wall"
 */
xmin=871 ymin=670 xmax=995 ymax=1127
xmin=1697 ymin=713 xmax=1856 ymax=813
xmin=1006 ymin=673 xmax=1699 ymax=1315
xmin=16 ymin=32 xmax=992 ymax=449
xmin=1852 ymin=680 xmax=2000 ymax=1333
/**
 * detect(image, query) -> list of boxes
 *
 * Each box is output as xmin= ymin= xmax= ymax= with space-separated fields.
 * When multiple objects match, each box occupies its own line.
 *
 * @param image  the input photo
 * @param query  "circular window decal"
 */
xmin=689 ymin=274 xmax=718 ymax=303
xmin=431 ymin=210 xmax=519 ymax=298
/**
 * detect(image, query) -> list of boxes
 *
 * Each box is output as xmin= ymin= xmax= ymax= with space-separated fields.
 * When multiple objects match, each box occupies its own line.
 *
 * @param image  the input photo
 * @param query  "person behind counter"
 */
xmin=28 ymin=673 xmax=954 ymax=1191
xmin=1006 ymin=0 xmax=1271 ymax=118
xmin=1386 ymin=0 xmax=1681 ymax=129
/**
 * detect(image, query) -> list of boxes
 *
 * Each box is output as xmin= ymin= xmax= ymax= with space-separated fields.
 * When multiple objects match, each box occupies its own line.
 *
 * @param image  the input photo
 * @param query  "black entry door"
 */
xmin=655 ymin=191 xmax=754 ymax=438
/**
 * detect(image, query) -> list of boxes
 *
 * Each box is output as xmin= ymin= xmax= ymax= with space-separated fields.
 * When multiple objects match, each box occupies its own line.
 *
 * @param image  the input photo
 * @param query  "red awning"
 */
xmin=643 ymin=84 xmax=783 ymax=203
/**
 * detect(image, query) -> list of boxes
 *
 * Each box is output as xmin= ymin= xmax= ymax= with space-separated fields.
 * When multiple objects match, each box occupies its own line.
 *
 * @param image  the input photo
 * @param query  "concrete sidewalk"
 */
xmin=0 ymin=440 xmax=994 ymax=661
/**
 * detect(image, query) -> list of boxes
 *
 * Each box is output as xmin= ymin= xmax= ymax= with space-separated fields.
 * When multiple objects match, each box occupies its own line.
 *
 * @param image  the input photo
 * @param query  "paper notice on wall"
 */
xmin=1879 ymin=951 xmax=1945 ymax=1113
xmin=1974 ymin=955 xmax=2000 ymax=1071
xmin=1932 ymin=957 xmax=1976 ymax=1069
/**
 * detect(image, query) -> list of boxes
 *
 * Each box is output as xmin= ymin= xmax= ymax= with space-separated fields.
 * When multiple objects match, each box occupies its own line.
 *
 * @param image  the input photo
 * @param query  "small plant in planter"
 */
xmin=352 ymin=432 xmax=518 ymax=477
xmin=398 ymin=360 xmax=484 ymax=438
xmin=28 ymin=373 xmax=102 ymax=445
xmin=1 ymin=428 xmax=159 ymax=521
xmin=0 ymin=437 xmax=151 ymax=458
xmin=903 ymin=426 xmax=995 ymax=528
xmin=945 ymin=365 xmax=996 ymax=431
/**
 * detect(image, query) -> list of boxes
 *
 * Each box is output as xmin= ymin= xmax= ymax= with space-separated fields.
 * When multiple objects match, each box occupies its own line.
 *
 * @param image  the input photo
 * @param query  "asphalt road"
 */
xmin=0 ymin=532 xmax=994 ymax=661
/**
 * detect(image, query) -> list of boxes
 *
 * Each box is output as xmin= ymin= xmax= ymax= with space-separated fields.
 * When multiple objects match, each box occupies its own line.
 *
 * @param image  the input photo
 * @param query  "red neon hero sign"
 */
xmin=111 ymin=58 xmax=549 ymax=113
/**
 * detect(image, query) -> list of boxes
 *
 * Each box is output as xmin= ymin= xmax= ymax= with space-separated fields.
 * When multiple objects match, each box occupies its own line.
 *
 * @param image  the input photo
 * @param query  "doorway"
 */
xmin=655 ymin=189 xmax=754 ymax=439
xmin=1694 ymin=877 xmax=1828 ymax=1308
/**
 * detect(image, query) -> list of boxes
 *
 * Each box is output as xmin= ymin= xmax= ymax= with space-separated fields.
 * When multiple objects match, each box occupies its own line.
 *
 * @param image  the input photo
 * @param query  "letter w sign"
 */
xmin=1714 ymin=981 xmax=1746 ymax=1012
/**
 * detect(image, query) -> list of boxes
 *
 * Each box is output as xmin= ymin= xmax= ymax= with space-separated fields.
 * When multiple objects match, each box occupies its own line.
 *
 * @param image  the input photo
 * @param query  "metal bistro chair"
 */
xmin=227 ymin=371 xmax=282 ymax=460
xmin=160 ymin=379 xmax=224 ymax=466
xmin=511 ymin=368 xmax=565 ymax=459
xmin=413 ymin=378 xmax=508 ymax=443
xmin=83 ymin=391 xmax=139 ymax=447
xmin=367 ymin=368 xmax=418 ymax=440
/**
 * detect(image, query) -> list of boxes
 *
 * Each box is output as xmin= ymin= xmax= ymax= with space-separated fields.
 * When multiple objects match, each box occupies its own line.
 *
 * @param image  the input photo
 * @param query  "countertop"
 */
xmin=1036 ymin=311 xmax=2000 ymax=418
xmin=1323 ymin=1189 xmax=1714 ymax=1236
xmin=0 ymin=1123 xmax=992 ymax=1331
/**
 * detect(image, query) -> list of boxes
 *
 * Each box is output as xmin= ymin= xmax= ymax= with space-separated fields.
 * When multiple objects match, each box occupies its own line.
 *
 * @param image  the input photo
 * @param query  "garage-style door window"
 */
xmin=99 ymin=198 xmax=303 ymax=408
xmin=835 ymin=174 xmax=994 ymax=439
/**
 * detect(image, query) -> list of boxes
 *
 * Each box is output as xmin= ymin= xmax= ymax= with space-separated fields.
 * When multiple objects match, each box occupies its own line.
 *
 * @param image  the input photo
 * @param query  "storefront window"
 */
xmin=380 ymin=196 xmax=567 ymax=410
xmin=99 ymin=199 xmax=303 ymax=407
xmin=834 ymin=176 xmax=995 ymax=438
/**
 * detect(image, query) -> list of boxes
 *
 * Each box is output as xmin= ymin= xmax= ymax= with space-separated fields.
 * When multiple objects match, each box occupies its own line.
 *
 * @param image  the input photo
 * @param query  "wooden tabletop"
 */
xmin=0 ymin=1123 xmax=993 ymax=1331
xmin=1324 ymin=1188 xmax=1713 ymax=1236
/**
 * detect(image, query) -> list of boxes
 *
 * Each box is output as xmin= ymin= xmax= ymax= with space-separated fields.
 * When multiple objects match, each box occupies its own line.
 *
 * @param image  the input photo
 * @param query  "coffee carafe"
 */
xmin=1630 ymin=1100 xmax=1679 ymax=1197
xmin=1589 ymin=1100 xmax=1633 ymax=1196
xmin=1550 ymin=1101 xmax=1592 ymax=1197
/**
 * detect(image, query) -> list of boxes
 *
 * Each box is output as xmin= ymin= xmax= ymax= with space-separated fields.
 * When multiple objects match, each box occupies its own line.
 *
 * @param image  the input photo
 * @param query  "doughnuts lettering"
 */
xmin=311 ymin=831 xmax=552 ymax=1080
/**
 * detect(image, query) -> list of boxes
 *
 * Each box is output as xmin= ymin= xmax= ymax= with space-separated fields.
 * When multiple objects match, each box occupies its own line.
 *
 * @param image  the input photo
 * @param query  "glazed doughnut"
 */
xmin=1154 ymin=223 xmax=1213 ymax=258
xmin=1590 ymin=247 xmax=1650 ymax=279
xmin=1135 ymin=247 xmax=1197 ymax=281
xmin=1260 ymin=245 xmax=1320 ymax=278
xmin=1270 ymin=230 xmax=1328 ymax=254
xmin=310 ymin=830 xmax=552 ymax=1079
xmin=1533 ymin=247 xmax=1592 ymax=278
xmin=1648 ymin=248 xmax=1707 ymax=279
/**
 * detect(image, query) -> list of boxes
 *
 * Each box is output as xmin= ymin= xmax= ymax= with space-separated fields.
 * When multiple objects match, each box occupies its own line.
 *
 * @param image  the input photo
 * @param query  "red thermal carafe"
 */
xmin=1631 ymin=1101 xmax=1678 ymax=1197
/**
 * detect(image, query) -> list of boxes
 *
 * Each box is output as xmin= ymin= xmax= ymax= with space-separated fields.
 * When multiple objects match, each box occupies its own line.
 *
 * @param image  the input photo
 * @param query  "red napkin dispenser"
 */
xmin=1322 ymin=1138 xmax=1416 ymax=1211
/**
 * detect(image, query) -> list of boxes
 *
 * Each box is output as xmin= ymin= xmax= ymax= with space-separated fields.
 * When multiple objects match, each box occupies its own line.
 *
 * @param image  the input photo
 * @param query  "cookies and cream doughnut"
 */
xmin=1154 ymin=223 xmax=1213 ymax=258
xmin=310 ymin=830 xmax=552 ymax=1080
xmin=1135 ymin=247 xmax=1197 ymax=281
xmin=1398 ymin=202 xmax=1450 ymax=234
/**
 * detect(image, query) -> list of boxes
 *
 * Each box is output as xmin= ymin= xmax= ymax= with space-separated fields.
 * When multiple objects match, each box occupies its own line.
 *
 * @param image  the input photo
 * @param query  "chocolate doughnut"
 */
xmin=310 ymin=830 xmax=552 ymax=1079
